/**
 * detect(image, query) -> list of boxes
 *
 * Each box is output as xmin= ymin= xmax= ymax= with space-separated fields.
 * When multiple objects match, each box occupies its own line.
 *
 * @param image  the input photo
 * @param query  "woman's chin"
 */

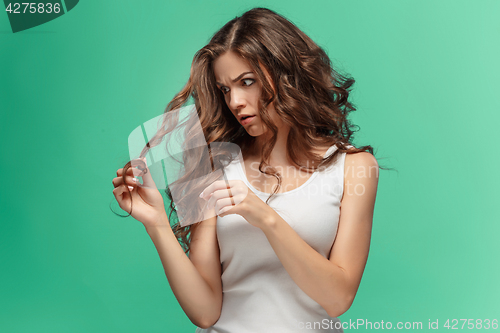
xmin=242 ymin=122 xmax=267 ymax=135
xmin=245 ymin=127 xmax=267 ymax=138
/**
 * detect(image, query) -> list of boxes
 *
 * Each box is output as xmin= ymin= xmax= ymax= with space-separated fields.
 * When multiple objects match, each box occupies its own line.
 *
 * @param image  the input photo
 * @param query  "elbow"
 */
xmin=191 ymin=311 xmax=221 ymax=329
xmin=192 ymin=319 xmax=214 ymax=330
xmin=195 ymin=321 xmax=213 ymax=330
xmin=190 ymin=290 xmax=223 ymax=329
xmin=324 ymin=293 xmax=355 ymax=318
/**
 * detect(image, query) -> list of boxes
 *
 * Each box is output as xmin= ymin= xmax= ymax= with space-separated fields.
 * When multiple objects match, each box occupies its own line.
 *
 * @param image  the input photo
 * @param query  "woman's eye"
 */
xmin=219 ymin=79 xmax=254 ymax=95
xmin=242 ymin=78 xmax=255 ymax=86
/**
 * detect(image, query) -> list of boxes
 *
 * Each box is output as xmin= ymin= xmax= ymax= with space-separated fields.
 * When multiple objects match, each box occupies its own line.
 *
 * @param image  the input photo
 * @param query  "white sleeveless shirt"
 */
xmin=196 ymin=144 xmax=346 ymax=333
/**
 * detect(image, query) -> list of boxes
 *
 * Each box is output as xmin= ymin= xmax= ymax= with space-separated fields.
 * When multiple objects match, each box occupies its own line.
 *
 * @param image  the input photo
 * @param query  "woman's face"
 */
xmin=213 ymin=51 xmax=281 ymax=138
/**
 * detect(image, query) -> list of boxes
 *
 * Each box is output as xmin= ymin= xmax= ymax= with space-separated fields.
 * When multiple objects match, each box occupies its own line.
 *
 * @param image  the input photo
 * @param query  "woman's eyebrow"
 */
xmin=216 ymin=71 xmax=254 ymax=86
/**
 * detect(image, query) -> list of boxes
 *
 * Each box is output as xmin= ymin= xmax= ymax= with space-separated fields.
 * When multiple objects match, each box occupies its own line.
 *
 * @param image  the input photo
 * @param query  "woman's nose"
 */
xmin=229 ymin=89 xmax=246 ymax=110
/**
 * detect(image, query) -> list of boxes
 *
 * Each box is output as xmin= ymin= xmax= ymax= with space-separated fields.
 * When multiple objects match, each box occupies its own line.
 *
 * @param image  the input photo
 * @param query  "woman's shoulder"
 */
xmin=345 ymin=151 xmax=378 ymax=168
xmin=344 ymin=151 xmax=379 ymax=185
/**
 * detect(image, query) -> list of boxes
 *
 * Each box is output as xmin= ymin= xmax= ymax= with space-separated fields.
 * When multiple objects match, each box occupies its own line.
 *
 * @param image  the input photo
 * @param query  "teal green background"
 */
xmin=4 ymin=1 xmax=65 ymax=33
xmin=1 ymin=1 xmax=499 ymax=332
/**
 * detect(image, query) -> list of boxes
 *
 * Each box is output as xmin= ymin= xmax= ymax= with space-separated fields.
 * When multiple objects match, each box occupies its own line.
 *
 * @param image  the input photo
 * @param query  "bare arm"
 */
xmin=113 ymin=165 xmax=222 ymax=328
xmin=259 ymin=152 xmax=379 ymax=317
xmin=145 ymin=215 xmax=222 ymax=329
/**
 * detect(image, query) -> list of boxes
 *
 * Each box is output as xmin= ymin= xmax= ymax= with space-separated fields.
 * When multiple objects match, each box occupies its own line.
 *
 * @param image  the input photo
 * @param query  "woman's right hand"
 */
xmin=112 ymin=159 xmax=169 ymax=229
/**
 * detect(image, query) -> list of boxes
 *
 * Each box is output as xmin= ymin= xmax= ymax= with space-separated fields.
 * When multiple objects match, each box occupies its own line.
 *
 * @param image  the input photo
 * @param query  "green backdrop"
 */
xmin=1 ymin=0 xmax=499 ymax=332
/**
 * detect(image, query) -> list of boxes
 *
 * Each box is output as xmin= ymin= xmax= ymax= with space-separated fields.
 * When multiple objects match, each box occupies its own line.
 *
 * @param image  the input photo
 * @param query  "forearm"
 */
xmin=260 ymin=215 xmax=353 ymax=317
xmin=145 ymin=219 xmax=220 ymax=327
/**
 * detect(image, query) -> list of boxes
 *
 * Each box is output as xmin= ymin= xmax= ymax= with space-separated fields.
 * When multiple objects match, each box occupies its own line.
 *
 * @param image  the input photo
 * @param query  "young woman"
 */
xmin=112 ymin=7 xmax=379 ymax=332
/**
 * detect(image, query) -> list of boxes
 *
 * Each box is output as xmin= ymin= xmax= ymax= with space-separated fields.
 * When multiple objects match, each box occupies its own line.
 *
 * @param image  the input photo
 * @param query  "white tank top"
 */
xmin=196 ymin=144 xmax=346 ymax=332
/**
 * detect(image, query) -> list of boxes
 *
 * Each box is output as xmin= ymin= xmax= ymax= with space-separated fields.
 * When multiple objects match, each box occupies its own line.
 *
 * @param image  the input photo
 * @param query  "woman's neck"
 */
xmin=251 ymin=124 xmax=291 ymax=165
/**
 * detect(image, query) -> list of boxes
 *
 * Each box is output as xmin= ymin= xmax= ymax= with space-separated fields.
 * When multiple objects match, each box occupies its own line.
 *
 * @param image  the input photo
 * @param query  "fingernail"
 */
xmin=128 ymin=186 xmax=134 ymax=191
xmin=199 ymin=191 xmax=204 ymax=198
xmin=132 ymin=178 xmax=137 ymax=183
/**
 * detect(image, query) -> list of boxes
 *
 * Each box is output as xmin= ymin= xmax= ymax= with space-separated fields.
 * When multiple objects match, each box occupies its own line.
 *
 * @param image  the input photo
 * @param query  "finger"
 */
xmin=205 ymin=188 xmax=232 ymax=210
xmin=112 ymin=175 xmax=139 ymax=188
xmin=200 ymin=179 xmax=233 ymax=199
xmin=112 ymin=175 xmax=136 ymax=187
xmin=214 ymin=197 xmax=235 ymax=215
xmin=232 ymin=193 xmax=247 ymax=206
xmin=113 ymin=185 xmax=132 ymax=211
xmin=210 ymin=188 xmax=233 ymax=201
xmin=117 ymin=166 xmax=139 ymax=177
xmin=210 ymin=184 xmax=246 ymax=206
xmin=113 ymin=184 xmax=128 ymax=198
xmin=131 ymin=157 xmax=157 ymax=189
xmin=130 ymin=167 xmax=143 ymax=177
xmin=218 ymin=205 xmax=234 ymax=217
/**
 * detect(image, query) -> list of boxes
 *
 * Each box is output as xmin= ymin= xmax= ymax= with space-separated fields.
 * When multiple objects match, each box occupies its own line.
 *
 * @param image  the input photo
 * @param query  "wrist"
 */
xmin=260 ymin=210 xmax=280 ymax=232
xmin=145 ymin=213 xmax=171 ymax=234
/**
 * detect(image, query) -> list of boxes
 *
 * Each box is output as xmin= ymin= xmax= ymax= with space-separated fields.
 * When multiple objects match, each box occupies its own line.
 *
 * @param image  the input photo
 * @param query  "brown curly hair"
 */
xmin=116 ymin=7 xmax=381 ymax=254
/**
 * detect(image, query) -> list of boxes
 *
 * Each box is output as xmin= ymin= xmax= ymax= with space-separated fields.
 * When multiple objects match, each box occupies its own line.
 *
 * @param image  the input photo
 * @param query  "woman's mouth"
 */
xmin=241 ymin=115 xmax=255 ymax=125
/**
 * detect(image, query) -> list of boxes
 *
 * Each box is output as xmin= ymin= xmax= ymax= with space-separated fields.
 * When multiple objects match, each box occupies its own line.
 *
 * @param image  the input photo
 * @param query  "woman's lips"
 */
xmin=241 ymin=115 xmax=255 ymax=125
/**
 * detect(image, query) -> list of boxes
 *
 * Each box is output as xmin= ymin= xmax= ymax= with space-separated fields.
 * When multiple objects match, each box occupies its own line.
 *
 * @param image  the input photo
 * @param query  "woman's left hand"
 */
xmin=199 ymin=180 xmax=276 ymax=229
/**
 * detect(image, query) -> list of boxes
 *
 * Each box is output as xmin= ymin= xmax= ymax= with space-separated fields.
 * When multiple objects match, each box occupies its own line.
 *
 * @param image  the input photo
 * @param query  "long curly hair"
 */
xmin=116 ymin=7 xmax=379 ymax=254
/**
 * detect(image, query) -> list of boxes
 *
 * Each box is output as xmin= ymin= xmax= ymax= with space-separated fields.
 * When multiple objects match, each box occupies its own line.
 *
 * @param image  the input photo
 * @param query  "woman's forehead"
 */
xmin=213 ymin=51 xmax=254 ymax=80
